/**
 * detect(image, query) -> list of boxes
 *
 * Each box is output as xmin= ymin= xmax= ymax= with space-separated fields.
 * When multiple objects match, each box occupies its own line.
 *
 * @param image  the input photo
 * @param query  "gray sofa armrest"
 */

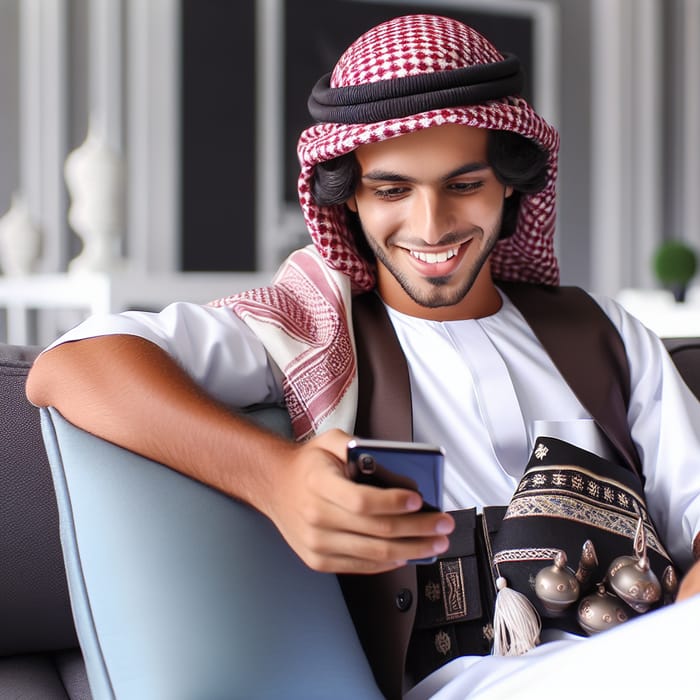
xmin=41 ymin=407 xmax=382 ymax=700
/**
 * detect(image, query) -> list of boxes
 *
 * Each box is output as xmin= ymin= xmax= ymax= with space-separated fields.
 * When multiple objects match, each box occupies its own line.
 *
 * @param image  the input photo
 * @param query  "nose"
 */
xmin=410 ymin=189 xmax=453 ymax=244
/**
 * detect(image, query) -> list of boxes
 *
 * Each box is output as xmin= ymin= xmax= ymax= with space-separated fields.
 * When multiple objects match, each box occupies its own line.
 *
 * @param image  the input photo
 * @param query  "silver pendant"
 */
xmin=577 ymin=583 xmax=629 ymax=635
xmin=534 ymin=550 xmax=580 ymax=615
xmin=606 ymin=518 xmax=661 ymax=613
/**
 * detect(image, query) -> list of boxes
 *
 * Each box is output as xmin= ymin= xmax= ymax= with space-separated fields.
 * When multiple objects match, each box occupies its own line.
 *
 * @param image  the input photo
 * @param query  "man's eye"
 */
xmin=374 ymin=187 xmax=408 ymax=199
xmin=449 ymin=181 xmax=484 ymax=193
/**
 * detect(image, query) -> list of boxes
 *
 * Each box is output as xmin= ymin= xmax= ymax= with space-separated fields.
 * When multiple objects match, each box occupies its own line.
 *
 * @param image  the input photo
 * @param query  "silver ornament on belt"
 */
xmin=577 ymin=583 xmax=629 ymax=635
xmin=662 ymin=564 xmax=679 ymax=605
xmin=534 ymin=550 xmax=580 ymax=615
xmin=606 ymin=518 xmax=662 ymax=613
xmin=574 ymin=539 xmax=598 ymax=588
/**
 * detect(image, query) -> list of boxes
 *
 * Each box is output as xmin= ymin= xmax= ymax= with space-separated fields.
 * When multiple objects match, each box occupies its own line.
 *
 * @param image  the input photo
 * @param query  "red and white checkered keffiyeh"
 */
xmin=298 ymin=13 xmax=560 ymax=291
xmin=212 ymin=15 xmax=561 ymax=440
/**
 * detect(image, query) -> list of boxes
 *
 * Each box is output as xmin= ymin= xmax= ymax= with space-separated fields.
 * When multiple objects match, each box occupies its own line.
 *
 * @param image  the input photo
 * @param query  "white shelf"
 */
xmin=0 ymin=270 xmax=271 ymax=346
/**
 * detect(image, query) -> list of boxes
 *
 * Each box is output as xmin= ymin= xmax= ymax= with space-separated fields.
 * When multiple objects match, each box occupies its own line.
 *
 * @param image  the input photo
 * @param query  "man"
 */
xmin=27 ymin=14 xmax=700 ymax=699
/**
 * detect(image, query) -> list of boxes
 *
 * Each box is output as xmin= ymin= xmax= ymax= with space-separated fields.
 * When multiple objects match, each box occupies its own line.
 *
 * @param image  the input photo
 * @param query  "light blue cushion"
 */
xmin=41 ymin=407 xmax=382 ymax=700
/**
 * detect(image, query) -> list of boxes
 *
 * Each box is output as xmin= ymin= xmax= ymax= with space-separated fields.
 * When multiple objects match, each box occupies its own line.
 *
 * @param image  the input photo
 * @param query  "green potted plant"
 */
xmin=653 ymin=240 xmax=698 ymax=302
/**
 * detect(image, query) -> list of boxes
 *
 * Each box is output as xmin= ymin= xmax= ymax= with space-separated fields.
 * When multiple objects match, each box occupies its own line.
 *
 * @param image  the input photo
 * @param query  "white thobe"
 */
xmin=50 ymin=287 xmax=700 ymax=697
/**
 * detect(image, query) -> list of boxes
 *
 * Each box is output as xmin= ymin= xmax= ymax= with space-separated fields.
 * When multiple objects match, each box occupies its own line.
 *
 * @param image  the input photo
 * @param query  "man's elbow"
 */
xmin=26 ymin=341 xmax=84 ymax=408
xmin=26 ymin=349 xmax=59 ymax=407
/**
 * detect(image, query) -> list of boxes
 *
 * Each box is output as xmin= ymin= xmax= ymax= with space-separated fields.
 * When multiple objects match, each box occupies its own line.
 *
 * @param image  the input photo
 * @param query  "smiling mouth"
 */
xmin=408 ymin=246 xmax=461 ymax=264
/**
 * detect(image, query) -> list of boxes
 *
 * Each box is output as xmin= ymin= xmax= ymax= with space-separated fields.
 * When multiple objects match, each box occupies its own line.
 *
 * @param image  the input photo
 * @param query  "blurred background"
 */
xmin=0 ymin=0 xmax=698 ymax=345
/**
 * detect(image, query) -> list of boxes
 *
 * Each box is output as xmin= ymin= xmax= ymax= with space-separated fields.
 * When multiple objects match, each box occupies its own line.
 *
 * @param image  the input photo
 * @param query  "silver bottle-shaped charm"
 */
xmin=535 ymin=550 xmax=580 ymax=615
xmin=606 ymin=518 xmax=661 ymax=613
xmin=662 ymin=565 xmax=679 ymax=606
xmin=574 ymin=539 xmax=598 ymax=588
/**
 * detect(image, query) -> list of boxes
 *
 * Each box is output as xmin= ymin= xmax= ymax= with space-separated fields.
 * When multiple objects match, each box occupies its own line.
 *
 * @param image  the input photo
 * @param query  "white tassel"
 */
xmin=492 ymin=576 xmax=541 ymax=656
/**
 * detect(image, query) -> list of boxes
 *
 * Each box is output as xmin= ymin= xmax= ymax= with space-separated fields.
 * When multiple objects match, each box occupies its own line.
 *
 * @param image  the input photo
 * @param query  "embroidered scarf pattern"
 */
xmin=210 ymin=246 xmax=356 ymax=440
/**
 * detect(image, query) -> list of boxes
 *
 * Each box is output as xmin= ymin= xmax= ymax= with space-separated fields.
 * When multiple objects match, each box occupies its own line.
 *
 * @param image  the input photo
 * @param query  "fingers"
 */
xmin=309 ymin=452 xmax=427 ymax=515
xmin=309 ymin=530 xmax=449 ymax=571
xmin=309 ymin=487 xmax=454 ymax=539
xmin=295 ymin=477 xmax=455 ymax=572
xmin=293 ymin=526 xmax=450 ymax=573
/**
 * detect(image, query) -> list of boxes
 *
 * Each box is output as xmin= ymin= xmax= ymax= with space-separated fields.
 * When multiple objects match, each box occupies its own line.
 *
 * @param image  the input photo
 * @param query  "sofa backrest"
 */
xmin=0 ymin=343 xmax=78 ymax=656
xmin=663 ymin=338 xmax=700 ymax=400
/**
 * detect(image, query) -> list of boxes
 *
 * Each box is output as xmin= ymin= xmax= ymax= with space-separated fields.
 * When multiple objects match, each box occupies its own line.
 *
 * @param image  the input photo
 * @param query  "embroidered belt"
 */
xmin=405 ymin=437 xmax=677 ymax=685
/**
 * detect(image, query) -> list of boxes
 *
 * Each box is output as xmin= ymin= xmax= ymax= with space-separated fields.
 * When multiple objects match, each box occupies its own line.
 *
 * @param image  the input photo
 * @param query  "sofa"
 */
xmin=2 ymin=338 xmax=700 ymax=699
xmin=0 ymin=343 xmax=90 ymax=699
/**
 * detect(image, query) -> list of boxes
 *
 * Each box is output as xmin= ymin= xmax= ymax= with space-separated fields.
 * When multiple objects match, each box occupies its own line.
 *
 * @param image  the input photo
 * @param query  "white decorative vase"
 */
xmin=0 ymin=192 xmax=41 ymax=275
xmin=65 ymin=124 xmax=124 ymax=275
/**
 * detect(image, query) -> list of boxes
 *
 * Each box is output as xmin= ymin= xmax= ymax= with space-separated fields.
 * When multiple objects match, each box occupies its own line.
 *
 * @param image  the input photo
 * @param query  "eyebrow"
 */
xmin=361 ymin=161 xmax=490 ymax=183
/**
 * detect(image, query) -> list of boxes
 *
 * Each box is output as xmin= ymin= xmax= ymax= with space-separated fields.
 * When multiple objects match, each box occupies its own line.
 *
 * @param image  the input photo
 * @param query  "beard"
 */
xmin=361 ymin=221 xmax=502 ymax=309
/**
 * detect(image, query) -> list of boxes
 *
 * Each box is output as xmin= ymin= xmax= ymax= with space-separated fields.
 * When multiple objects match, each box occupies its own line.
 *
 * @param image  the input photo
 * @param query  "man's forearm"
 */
xmin=26 ymin=334 xmax=296 ymax=510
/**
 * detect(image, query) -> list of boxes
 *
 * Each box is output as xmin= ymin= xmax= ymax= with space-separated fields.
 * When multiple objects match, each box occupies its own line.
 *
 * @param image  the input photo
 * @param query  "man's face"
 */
xmin=349 ymin=124 xmax=511 ymax=320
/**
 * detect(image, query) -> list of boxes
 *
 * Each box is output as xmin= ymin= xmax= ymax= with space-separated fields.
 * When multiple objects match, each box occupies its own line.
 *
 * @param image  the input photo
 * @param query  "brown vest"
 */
xmin=341 ymin=284 xmax=639 ymax=699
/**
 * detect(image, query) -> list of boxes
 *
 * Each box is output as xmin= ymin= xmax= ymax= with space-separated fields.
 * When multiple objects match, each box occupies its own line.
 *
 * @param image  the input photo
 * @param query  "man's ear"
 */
xmin=505 ymin=185 xmax=514 ymax=198
xmin=346 ymin=196 xmax=358 ymax=213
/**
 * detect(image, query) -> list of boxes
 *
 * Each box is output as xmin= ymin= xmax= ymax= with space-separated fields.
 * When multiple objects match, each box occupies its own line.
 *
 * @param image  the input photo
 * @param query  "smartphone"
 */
xmin=346 ymin=438 xmax=445 ymax=513
xmin=347 ymin=439 xmax=445 ymax=565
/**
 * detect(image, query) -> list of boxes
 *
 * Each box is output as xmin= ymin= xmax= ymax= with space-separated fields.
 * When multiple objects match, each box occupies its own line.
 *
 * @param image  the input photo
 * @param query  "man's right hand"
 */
xmin=260 ymin=428 xmax=455 ymax=574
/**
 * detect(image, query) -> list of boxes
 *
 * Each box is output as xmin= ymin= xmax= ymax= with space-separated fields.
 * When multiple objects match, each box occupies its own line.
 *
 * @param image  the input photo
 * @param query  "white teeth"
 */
xmin=410 ymin=247 xmax=459 ymax=264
